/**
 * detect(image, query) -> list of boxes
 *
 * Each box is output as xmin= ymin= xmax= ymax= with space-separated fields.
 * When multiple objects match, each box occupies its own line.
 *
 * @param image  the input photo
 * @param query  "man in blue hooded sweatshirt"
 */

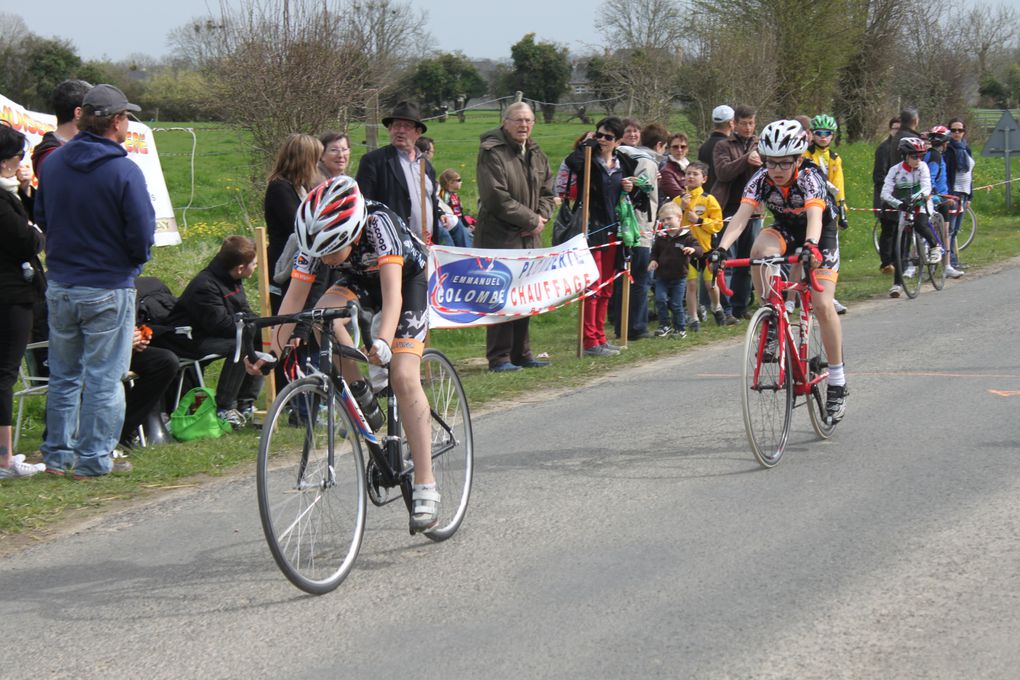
xmin=35 ymin=84 xmax=155 ymax=478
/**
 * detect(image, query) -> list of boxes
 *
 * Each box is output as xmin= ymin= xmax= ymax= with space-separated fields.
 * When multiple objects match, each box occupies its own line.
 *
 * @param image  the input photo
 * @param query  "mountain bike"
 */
xmin=235 ymin=305 xmax=473 ymax=595
xmin=716 ymin=255 xmax=837 ymax=468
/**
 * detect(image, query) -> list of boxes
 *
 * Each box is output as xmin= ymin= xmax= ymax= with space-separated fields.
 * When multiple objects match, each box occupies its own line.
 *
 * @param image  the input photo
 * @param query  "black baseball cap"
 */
xmin=83 ymin=84 xmax=141 ymax=116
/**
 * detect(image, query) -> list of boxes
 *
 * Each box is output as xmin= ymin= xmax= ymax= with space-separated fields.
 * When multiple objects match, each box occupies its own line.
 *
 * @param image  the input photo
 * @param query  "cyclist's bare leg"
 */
xmin=686 ymin=277 xmax=698 ymax=321
xmin=749 ymin=229 xmax=786 ymax=301
xmin=390 ymin=352 xmax=434 ymax=486
xmin=810 ymin=278 xmax=843 ymax=366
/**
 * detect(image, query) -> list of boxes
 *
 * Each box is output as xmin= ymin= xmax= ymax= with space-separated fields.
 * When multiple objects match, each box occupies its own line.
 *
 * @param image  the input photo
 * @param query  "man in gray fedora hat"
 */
xmin=356 ymin=101 xmax=452 ymax=242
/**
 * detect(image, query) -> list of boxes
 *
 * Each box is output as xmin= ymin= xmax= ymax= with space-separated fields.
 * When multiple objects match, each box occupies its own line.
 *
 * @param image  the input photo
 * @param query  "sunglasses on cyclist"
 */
xmin=812 ymin=130 xmax=833 ymax=137
xmin=594 ymin=132 xmax=617 ymax=141
xmin=765 ymin=159 xmax=797 ymax=170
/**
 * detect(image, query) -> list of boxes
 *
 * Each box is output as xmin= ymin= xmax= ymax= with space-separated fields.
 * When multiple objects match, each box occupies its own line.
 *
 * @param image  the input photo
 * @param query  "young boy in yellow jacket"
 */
xmin=672 ymin=160 xmax=723 ymax=332
xmin=803 ymin=114 xmax=849 ymax=314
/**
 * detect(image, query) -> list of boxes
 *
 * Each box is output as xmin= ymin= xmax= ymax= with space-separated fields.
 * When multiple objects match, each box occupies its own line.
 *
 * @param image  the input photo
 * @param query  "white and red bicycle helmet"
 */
xmin=897 ymin=136 xmax=927 ymax=157
xmin=758 ymin=119 xmax=809 ymax=158
xmin=295 ymin=175 xmax=367 ymax=257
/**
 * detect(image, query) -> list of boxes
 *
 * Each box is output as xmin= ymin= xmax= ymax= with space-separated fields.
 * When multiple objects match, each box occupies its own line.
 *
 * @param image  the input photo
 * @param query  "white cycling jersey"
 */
xmin=881 ymin=161 xmax=933 ymax=214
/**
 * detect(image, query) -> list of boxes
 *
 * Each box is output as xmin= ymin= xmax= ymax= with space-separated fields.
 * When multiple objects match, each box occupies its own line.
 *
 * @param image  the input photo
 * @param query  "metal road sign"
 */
xmin=981 ymin=110 xmax=1020 ymax=209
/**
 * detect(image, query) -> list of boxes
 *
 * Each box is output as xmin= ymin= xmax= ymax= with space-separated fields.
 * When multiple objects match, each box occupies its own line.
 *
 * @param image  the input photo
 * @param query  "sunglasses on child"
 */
xmin=812 ymin=130 xmax=833 ymax=137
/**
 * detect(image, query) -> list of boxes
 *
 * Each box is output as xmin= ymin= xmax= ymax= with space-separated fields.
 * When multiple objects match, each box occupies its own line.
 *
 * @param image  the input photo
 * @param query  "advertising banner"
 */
xmin=428 ymin=234 xmax=598 ymax=328
xmin=0 ymin=92 xmax=181 ymax=246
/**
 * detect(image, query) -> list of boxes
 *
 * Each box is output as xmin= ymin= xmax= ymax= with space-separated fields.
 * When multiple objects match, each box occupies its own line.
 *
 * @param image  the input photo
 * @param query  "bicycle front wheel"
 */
xmin=958 ymin=205 xmax=977 ymax=251
xmin=805 ymin=311 xmax=837 ymax=439
xmin=872 ymin=219 xmax=881 ymax=255
xmin=927 ymin=213 xmax=947 ymax=291
xmin=257 ymin=376 xmax=367 ymax=595
xmin=896 ymin=223 xmax=923 ymax=299
xmin=419 ymin=349 xmax=473 ymax=542
xmin=742 ymin=307 xmax=793 ymax=468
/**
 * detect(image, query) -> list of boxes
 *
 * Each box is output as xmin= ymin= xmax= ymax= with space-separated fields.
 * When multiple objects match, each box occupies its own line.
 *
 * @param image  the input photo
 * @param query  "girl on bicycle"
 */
xmin=880 ymin=136 xmax=943 ymax=296
xmin=708 ymin=119 xmax=848 ymax=423
xmin=265 ymin=175 xmax=439 ymax=532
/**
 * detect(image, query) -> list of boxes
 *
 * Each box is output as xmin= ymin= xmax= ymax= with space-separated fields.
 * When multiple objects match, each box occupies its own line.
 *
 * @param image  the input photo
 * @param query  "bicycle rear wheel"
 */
xmin=257 ymin=376 xmax=367 ymax=595
xmin=872 ymin=219 xmax=881 ymax=255
xmin=419 ymin=349 xmax=473 ymax=541
xmin=958 ymin=205 xmax=977 ymax=251
xmin=742 ymin=307 xmax=793 ymax=468
xmin=805 ymin=311 xmax=837 ymax=439
xmin=896 ymin=223 xmax=923 ymax=299
xmin=927 ymin=213 xmax=947 ymax=290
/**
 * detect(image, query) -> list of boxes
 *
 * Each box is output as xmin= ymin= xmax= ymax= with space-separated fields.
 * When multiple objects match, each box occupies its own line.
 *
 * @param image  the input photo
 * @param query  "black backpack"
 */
xmin=136 ymin=277 xmax=178 ymax=333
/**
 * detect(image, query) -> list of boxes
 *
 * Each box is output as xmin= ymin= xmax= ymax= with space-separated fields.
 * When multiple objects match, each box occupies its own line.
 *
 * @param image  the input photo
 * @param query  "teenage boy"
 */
xmin=162 ymin=236 xmax=263 ymax=428
xmin=803 ymin=114 xmax=850 ymax=314
xmin=673 ymin=161 xmax=723 ymax=333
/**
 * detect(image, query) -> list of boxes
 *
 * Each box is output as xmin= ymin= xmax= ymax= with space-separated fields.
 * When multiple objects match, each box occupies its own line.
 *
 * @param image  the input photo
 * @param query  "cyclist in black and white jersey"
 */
xmin=709 ymin=119 xmax=848 ymax=422
xmin=268 ymin=176 xmax=439 ymax=532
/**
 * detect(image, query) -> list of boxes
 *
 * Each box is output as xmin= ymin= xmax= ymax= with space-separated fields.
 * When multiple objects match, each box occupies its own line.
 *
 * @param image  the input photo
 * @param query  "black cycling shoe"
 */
xmin=825 ymin=383 xmax=848 ymax=422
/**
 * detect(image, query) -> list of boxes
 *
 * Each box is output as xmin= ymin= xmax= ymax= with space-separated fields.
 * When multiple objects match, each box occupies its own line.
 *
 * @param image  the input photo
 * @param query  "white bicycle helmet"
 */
xmin=758 ymin=119 xmax=809 ymax=158
xmin=295 ymin=175 xmax=367 ymax=257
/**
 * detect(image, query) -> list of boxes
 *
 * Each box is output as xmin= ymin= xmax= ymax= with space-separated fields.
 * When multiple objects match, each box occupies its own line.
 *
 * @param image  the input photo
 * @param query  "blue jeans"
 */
xmin=42 ymin=283 xmax=135 ymax=476
xmin=654 ymin=278 xmax=687 ymax=330
xmin=613 ymin=246 xmax=650 ymax=337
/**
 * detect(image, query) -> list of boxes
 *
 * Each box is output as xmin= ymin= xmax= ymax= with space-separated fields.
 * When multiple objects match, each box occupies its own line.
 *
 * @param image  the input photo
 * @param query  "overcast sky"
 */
xmin=13 ymin=0 xmax=603 ymax=63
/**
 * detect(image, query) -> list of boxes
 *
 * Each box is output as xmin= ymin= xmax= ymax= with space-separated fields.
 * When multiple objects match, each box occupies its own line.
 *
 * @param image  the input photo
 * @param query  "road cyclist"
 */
xmin=880 ymin=137 xmax=943 ymax=298
xmin=264 ymin=175 xmax=441 ymax=534
xmin=708 ymin=119 xmax=848 ymax=423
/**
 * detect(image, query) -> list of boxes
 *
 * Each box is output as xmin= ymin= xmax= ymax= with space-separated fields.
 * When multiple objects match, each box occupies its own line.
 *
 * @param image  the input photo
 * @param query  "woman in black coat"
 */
xmin=565 ymin=116 xmax=648 ymax=355
xmin=0 ymin=122 xmax=45 ymax=478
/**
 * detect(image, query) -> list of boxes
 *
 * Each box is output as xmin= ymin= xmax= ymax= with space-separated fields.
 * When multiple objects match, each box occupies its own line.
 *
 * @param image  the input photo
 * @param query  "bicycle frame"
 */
xmin=717 ymin=255 xmax=828 ymax=398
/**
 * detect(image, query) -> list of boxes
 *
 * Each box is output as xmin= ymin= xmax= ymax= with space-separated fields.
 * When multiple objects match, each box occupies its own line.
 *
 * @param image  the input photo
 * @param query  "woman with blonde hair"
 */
xmin=264 ymin=133 xmax=324 ymax=310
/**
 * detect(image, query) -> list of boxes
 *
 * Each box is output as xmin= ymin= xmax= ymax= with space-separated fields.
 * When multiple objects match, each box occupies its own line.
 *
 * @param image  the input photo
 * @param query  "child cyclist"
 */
xmin=672 ymin=160 xmax=723 ymax=332
xmin=708 ymin=119 xmax=848 ymax=422
xmin=804 ymin=114 xmax=850 ymax=314
xmin=259 ymin=175 xmax=439 ymax=532
xmin=880 ymin=137 xmax=943 ymax=298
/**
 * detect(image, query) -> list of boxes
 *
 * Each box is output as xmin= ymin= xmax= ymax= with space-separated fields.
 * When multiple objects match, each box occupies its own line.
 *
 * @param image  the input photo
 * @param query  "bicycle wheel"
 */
xmin=257 ymin=376 xmax=367 ymax=595
xmin=742 ymin=307 xmax=793 ymax=468
xmin=927 ymin=213 xmax=947 ymax=291
xmin=958 ymin=205 xmax=977 ymax=251
xmin=418 ymin=349 xmax=473 ymax=541
xmin=872 ymin=219 xmax=881 ymax=255
xmin=896 ymin=223 xmax=923 ymax=299
xmin=805 ymin=311 xmax=837 ymax=439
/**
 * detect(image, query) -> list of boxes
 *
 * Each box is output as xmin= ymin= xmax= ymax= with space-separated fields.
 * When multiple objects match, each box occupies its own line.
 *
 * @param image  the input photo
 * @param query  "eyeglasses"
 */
xmin=765 ymin=159 xmax=797 ymax=170
xmin=812 ymin=130 xmax=833 ymax=137
xmin=950 ymin=128 xmax=965 ymax=133
xmin=324 ymin=146 xmax=348 ymax=155
xmin=508 ymin=117 xmax=535 ymax=125
xmin=670 ymin=144 xmax=688 ymax=150
xmin=595 ymin=132 xmax=617 ymax=141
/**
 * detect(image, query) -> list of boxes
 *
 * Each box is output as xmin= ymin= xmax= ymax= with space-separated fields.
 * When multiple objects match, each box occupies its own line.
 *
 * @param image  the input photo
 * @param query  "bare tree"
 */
xmin=167 ymin=17 xmax=229 ymax=68
xmin=595 ymin=0 xmax=688 ymax=48
xmin=963 ymin=2 xmax=1019 ymax=79
xmin=202 ymin=0 xmax=373 ymax=169
xmin=347 ymin=0 xmax=433 ymax=96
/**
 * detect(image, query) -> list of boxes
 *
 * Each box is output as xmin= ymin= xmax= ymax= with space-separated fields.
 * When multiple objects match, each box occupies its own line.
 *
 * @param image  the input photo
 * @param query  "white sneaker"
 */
xmin=945 ymin=265 xmax=964 ymax=278
xmin=833 ymin=300 xmax=847 ymax=315
xmin=0 ymin=459 xmax=43 ymax=479
xmin=903 ymin=265 xmax=916 ymax=279
xmin=927 ymin=246 xmax=944 ymax=264
xmin=889 ymin=284 xmax=903 ymax=298
xmin=785 ymin=300 xmax=796 ymax=315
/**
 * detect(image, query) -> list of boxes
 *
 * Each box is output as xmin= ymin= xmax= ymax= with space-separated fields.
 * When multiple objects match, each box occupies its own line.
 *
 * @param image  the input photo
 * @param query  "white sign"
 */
xmin=0 ymin=92 xmax=181 ymax=246
xmin=427 ymin=234 xmax=599 ymax=329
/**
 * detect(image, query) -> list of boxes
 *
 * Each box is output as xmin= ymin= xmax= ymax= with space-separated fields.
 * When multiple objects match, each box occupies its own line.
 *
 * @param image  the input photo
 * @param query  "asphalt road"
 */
xmin=3 ymin=261 xmax=1019 ymax=680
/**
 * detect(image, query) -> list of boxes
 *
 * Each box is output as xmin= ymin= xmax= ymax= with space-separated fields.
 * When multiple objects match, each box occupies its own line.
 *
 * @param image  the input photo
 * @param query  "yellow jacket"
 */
xmin=672 ymin=186 xmax=723 ymax=252
xmin=803 ymin=145 xmax=845 ymax=203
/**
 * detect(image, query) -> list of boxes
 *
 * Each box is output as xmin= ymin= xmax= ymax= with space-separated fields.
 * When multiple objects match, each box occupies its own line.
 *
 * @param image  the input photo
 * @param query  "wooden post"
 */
xmin=620 ymin=257 xmax=631 ymax=348
xmin=366 ymin=92 xmax=380 ymax=152
xmin=254 ymin=226 xmax=275 ymax=409
xmin=577 ymin=145 xmax=593 ymax=358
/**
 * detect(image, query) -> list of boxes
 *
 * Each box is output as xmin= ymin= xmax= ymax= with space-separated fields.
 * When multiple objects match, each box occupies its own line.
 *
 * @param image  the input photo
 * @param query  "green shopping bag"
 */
xmin=617 ymin=195 xmax=641 ymax=247
xmin=169 ymin=387 xmax=232 ymax=441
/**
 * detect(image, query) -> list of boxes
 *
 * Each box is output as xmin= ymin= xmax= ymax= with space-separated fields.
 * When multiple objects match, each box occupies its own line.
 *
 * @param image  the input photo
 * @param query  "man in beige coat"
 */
xmin=475 ymin=102 xmax=556 ymax=372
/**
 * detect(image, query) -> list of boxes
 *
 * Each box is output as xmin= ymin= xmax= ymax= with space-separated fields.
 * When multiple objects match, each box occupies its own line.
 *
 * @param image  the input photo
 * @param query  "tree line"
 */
xmin=2 ymin=0 xmax=1018 ymax=166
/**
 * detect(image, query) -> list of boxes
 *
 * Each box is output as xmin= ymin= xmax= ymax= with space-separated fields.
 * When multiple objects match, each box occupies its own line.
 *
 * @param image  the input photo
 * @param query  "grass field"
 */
xmin=4 ymin=110 xmax=1019 ymax=537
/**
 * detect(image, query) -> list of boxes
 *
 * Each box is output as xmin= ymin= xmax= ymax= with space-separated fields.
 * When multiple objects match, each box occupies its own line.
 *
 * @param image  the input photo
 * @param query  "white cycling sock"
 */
xmin=827 ymin=363 xmax=845 ymax=386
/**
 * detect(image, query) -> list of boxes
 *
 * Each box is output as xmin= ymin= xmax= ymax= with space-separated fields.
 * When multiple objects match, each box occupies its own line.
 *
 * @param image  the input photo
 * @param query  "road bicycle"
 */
xmin=872 ymin=197 xmax=975 ymax=254
xmin=716 ymin=255 xmax=837 ymax=468
xmin=895 ymin=196 xmax=948 ymax=299
xmin=235 ymin=305 xmax=473 ymax=595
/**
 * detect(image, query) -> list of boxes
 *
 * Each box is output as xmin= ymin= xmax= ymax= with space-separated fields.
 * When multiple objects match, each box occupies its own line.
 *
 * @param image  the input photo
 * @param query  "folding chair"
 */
xmin=13 ymin=341 xmax=49 ymax=452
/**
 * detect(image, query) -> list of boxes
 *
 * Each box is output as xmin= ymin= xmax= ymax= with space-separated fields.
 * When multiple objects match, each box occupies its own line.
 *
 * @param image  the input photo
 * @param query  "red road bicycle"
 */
xmin=716 ymin=255 xmax=838 ymax=468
